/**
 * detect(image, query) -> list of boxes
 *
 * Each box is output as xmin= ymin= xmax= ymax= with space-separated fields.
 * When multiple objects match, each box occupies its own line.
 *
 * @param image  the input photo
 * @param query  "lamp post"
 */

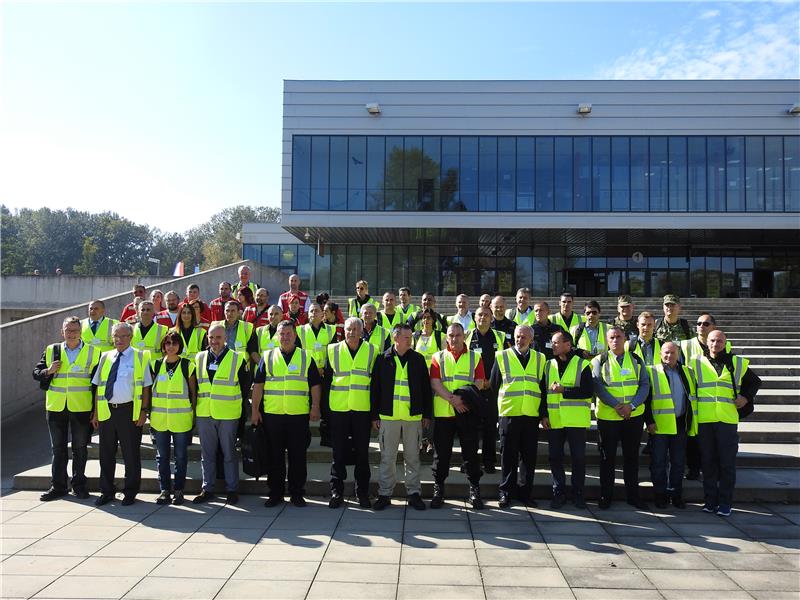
xmin=147 ymin=257 xmax=161 ymax=277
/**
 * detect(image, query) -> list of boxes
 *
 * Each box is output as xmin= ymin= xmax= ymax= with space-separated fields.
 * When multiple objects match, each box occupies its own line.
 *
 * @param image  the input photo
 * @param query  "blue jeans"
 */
xmin=151 ymin=429 xmax=192 ymax=492
xmin=649 ymin=416 xmax=687 ymax=496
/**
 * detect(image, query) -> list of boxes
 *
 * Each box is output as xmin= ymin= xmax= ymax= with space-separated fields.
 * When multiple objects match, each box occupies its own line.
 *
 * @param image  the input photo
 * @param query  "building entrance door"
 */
xmin=752 ymin=270 xmax=774 ymax=298
xmin=564 ymin=269 xmax=607 ymax=297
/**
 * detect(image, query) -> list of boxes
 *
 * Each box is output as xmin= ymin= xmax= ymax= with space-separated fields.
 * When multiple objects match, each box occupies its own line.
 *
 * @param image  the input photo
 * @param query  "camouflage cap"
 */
xmin=617 ymin=294 xmax=633 ymax=306
xmin=663 ymin=294 xmax=681 ymax=305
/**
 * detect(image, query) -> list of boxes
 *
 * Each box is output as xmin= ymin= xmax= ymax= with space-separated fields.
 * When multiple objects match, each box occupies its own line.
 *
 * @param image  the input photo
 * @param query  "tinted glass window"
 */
xmin=649 ymin=137 xmax=668 ymax=211
xmin=745 ymin=136 xmax=764 ymax=212
xmin=687 ymin=137 xmax=706 ymax=211
xmin=668 ymin=136 xmax=687 ymax=211
xmin=329 ymin=136 xmax=348 ymax=211
xmin=348 ymin=136 xmax=367 ymax=211
xmin=630 ymin=137 xmax=648 ymax=211
xmin=726 ymin=136 xmax=745 ymax=211
xmin=536 ymin=137 xmax=554 ymax=211
xmin=765 ymin=136 xmax=783 ymax=212
xmin=517 ymin=137 xmax=535 ymax=211
xmin=554 ymin=137 xmax=573 ymax=211
xmin=292 ymin=136 xmax=311 ymax=210
xmin=611 ymin=137 xmax=630 ymax=212
xmin=592 ymin=137 xmax=610 ymax=211
xmin=498 ymin=137 xmax=516 ymax=211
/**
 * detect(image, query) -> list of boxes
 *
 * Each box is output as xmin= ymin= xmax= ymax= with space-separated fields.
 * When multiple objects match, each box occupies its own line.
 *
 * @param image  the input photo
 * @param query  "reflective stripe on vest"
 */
xmin=434 ymin=349 xmax=476 ymax=418
xmin=545 ymin=355 xmax=591 ymax=429
xmin=328 ymin=342 xmax=376 ymax=412
xmin=573 ymin=322 xmax=608 ymax=355
xmin=132 ymin=323 xmax=167 ymax=359
xmin=297 ymin=323 xmax=335 ymax=368
xmin=365 ymin=325 xmax=389 ymax=352
xmin=46 ymin=343 xmax=99 ymax=412
xmin=211 ymin=320 xmax=253 ymax=352
xmin=262 ymin=348 xmax=311 ymax=415
xmin=632 ymin=338 xmax=661 ymax=366
xmin=414 ymin=333 xmax=440 ymax=367
xmin=693 ymin=355 xmax=745 ymax=425
xmin=80 ymin=318 xmax=115 ymax=351
xmin=150 ymin=359 xmax=193 ymax=433
xmin=195 ymin=350 xmax=242 ymax=420
xmin=257 ymin=325 xmax=280 ymax=354
xmin=595 ymin=351 xmax=644 ymax=421
xmin=95 ymin=349 xmax=146 ymax=422
xmin=179 ymin=327 xmax=207 ymax=359
xmin=465 ymin=328 xmax=505 ymax=353
xmin=496 ymin=348 xmax=545 ymax=417
xmin=380 ymin=356 xmax=420 ymax=422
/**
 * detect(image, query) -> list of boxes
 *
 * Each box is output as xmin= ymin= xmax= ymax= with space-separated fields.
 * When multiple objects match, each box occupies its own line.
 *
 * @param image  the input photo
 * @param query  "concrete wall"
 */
xmin=0 ymin=260 xmax=286 ymax=423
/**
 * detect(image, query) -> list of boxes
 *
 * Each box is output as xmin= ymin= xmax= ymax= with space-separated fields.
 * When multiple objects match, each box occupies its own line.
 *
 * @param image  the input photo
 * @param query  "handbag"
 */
xmin=241 ymin=422 xmax=271 ymax=478
xmin=38 ymin=345 xmax=61 ymax=391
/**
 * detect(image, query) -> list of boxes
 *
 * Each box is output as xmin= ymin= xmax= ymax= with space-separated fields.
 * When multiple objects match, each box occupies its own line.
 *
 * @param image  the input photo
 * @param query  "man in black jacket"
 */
xmin=370 ymin=324 xmax=432 ymax=511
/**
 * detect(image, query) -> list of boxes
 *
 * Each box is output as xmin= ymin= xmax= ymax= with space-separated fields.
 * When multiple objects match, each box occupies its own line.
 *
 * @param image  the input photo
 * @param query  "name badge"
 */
xmin=545 ymin=342 xmax=553 ymax=349
xmin=314 ymin=342 xmax=323 ymax=351
xmin=137 ymin=341 xmax=145 ymax=348
xmin=158 ymin=374 xmax=168 ymax=382
xmin=235 ymin=341 xmax=245 ymax=348
xmin=419 ymin=342 xmax=428 ymax=351
xmin=208 ymin=363 xmax=218 ymax=371
xmin=620 ymin=368 xmax=632 ymax=376
xmin=91 ymin=339 xmax=101 ymax=345
xmin=71 ymin=365 xmax=83 ymax=373
xmin=505 ymin=333 xmax=512 ymax=339
xmin=288 ymin=364 xmax=299 ymax=371
xmin=473 ymin=347 xmax=482 ymax=354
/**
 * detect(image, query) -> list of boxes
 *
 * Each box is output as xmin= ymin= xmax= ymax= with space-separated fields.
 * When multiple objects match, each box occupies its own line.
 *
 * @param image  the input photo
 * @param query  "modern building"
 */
xmin=243 ymin=80 xmax=800 ymax=298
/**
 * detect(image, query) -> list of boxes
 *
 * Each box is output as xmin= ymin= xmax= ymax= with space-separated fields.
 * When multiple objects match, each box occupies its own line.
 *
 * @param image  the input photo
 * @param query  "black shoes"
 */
xmin=654 ymin=493 xmax=669 ymax=510
xmin=430 ymin=483 xmax=444 ymax=509
xmin=94 ymin=493 xmax=114 ymax=507
xmin=226 ymin=492 xmax=239 ymax=505
xmin=290 ymin=495 xmax=307 ymax=507
xmin=156 ymin=491 xmax=171 ymax=505
xmin=598 ymin=497 xmax=612 ymax=510
xmin=483 ymin=464 xmax=497 ymax=474
xmin=551 ymin=494 xmax=567 ymax=509
xmin=192 ymin=490 xmax=215 ymax=504
xmin=328 ymin=494 xmax=343 ymax=509
xmin=374 ymin=496 xmax=392 ymax=511
xmin=407 ymin=494 xmax=425 ymax=511
xmin=672 ymin=495 xmax=687 ymax=509
xmin=685 ymin=469 xmax=701 ymax=481
xmin=574 ymin=494 xmax=587 ymax=509
xmin=627 ymin=498 xmax=649 ymax=511
xmin=498 ymin=492 xmax=511 ymax=509
xmin=358 ymin=496 xmax=372 ymax=509
xmin=172 ymin=491 xmax=185 ymax=505
xmin=40 ymin=488 xmax=67 ymax=502
xmin=73 ymin=488 xmax=90 ymax=500
xmin=264 ymin=496 xmax=284 ymax=508
xmin=121 ymin=495 xmax=136 ymax=506
xmin=468 ymin=486 xmax=484 ymax=510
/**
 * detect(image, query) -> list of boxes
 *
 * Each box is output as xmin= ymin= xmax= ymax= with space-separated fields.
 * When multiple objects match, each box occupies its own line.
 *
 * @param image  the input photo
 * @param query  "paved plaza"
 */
xmin=1 ymin=490 xmax=799 ymax=599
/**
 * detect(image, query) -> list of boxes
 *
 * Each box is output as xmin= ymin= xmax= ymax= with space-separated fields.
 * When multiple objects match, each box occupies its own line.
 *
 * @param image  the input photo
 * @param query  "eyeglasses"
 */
xmin=696 ymin=321 xmax=712 ymax=327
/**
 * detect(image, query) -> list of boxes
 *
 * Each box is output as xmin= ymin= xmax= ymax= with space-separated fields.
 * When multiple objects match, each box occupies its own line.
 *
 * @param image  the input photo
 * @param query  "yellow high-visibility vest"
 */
xmin=296 ymin=323 xmax=336 ymax=369
xmin=379 ymin=356 xmax=420 ymax=422
xmin=647 ymin=364 xmax=698 ymax=435
xmin=693 ymin=355 xmax=747 ymax=425
xmin=593 ymin=351 xmax=645 ymax=421
xmin=495 ymin=348 xmax=545 ymax=417
xmin=195 ymin=350 xmax=244 ymax=420
xmin=95 ymin=349 xmax=147 ymax=422
xmin=261 ymin=348 xmax=311 ymax=415
xmin=433 ymin=349 xmax=477 ymax=418
xmin=45 ymin=343 xmax=100 ymax=412
xmin=150 ymin=359 xmax=194 ymax=433
xmin=80 ymin=318 xmax=118 ymax=353
xmin=546 ymin=355 xmax=591 ymax=429
xmin=327 ymin=341 xmax=377 ymax=412
xmin=132 ymin=322 xmax=169 ymax=360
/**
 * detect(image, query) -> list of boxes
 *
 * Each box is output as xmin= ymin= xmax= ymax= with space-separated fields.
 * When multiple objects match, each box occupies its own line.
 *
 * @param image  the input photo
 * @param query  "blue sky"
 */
xmin=2 ymin=1 xmax=798 ymax=232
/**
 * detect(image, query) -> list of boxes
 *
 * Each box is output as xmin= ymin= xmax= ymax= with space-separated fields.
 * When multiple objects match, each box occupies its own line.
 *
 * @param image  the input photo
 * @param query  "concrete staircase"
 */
xmin=13 ymin=297 xmax=800 ymax=502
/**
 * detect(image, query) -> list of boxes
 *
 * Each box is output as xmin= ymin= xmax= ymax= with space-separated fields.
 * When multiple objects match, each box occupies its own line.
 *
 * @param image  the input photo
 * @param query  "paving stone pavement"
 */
xmin=1 ymin=490 xmax=798 ymax=599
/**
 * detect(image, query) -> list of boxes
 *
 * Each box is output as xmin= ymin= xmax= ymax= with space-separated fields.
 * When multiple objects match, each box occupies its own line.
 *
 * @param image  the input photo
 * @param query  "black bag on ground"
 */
xmin=241 ymin=423 xmax=271 ymax=479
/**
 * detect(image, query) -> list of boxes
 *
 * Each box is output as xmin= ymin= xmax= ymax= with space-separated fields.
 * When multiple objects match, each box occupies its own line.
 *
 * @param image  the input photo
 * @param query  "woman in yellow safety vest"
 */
xmin=174 ymin=304 xmax=208 ymax=360
xmin=149 ymin=330 xmax=197 ymax=506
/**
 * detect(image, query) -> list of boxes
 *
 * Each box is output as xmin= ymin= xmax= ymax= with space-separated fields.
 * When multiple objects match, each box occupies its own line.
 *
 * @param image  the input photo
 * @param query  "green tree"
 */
xmin=198 ymin=206 xmax=280 ymax=269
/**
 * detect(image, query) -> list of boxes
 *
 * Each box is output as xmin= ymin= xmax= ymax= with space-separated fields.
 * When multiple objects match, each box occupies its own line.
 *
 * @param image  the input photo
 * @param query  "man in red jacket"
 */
xmin=119 ymin=284 xmax=146 ymax=322
xmin=279 ymin=274 xmax=310 ymax=313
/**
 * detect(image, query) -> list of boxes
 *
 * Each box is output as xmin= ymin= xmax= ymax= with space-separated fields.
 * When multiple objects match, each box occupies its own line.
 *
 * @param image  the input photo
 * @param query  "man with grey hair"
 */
xmin=33 ymin=316 xmax=102 ymax=501
xmin=489 ymin=324 xmax=548 ymax=508
xmin=91 ymin=322 xmax=153 ymax=506
xmin=324 ymin=316 xmax=378 ymax=508
xmin=192 ymin=322 xmax=251 ymax=505
xmin=232 ymin=264 xmax=259 ymax=298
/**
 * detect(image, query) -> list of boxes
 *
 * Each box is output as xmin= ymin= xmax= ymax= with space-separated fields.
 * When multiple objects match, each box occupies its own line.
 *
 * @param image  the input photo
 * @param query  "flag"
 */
xmin=173 ymin=262 xmax=184 ymax=277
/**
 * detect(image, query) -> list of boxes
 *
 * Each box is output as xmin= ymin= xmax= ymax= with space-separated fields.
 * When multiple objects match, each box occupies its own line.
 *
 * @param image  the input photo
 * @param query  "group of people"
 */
xmin=33 ymin=270 xmax=760 ymax=518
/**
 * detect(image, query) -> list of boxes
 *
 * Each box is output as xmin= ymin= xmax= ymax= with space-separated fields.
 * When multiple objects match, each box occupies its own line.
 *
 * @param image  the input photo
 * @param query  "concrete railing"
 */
xmin=0 ymin=260 xmax=286 ymax=423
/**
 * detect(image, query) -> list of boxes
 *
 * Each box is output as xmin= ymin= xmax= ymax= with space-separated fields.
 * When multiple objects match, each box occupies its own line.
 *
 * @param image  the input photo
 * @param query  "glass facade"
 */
xmin=244 ymin=233 xmax=800 ymax=299
xmin=292 ymin=135 xmax=800 ymax=213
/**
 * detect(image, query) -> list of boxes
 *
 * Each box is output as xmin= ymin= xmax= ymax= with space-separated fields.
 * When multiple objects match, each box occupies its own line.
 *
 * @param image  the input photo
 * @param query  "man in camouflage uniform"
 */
xmin=655 ymin=294 xmax=693 ymax=343
xmin=612 ymin=295 xmax=638 ymax=340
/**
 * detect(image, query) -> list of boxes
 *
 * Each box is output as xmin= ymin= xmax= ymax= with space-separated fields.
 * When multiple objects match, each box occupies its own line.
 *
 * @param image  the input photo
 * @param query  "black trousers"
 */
xmin=548 ymin=427 xmax=587 ymax=498
xmin=47 ymin=409 xmax=91 ymax=493
xmin=264 ymin=413 xmax=310 ymax=497
xmin=432 ymin=415 xmax=481 ymax=486
xmin=479 ymin=389 xmax=498 ymax=467
xmin=686 ymin=435 xmax=701 ymax=473
xmin=597 ymin=415 xmax=644 ymax=502
xmin=698 ymin=422 xmax=738 ymax=507
xmin=498 ymin=416 xmax=539 ymax=496
xmin=98 ymin=403 xmax=142 ymax=497
xmin=649 ymin=415 xmax=688 ymax=496
xmin=330 ymin=410 xmax=372 ymax=497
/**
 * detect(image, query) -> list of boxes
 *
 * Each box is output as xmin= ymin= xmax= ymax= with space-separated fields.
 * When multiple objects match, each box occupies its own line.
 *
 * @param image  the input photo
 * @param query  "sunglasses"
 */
xmin=696 ymin=321 xmax=712 ymax=327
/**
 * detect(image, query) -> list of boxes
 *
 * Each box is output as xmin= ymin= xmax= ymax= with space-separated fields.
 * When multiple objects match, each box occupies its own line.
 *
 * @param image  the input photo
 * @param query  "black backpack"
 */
xmin=241 ymin=423 xmax=271 ymax=479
